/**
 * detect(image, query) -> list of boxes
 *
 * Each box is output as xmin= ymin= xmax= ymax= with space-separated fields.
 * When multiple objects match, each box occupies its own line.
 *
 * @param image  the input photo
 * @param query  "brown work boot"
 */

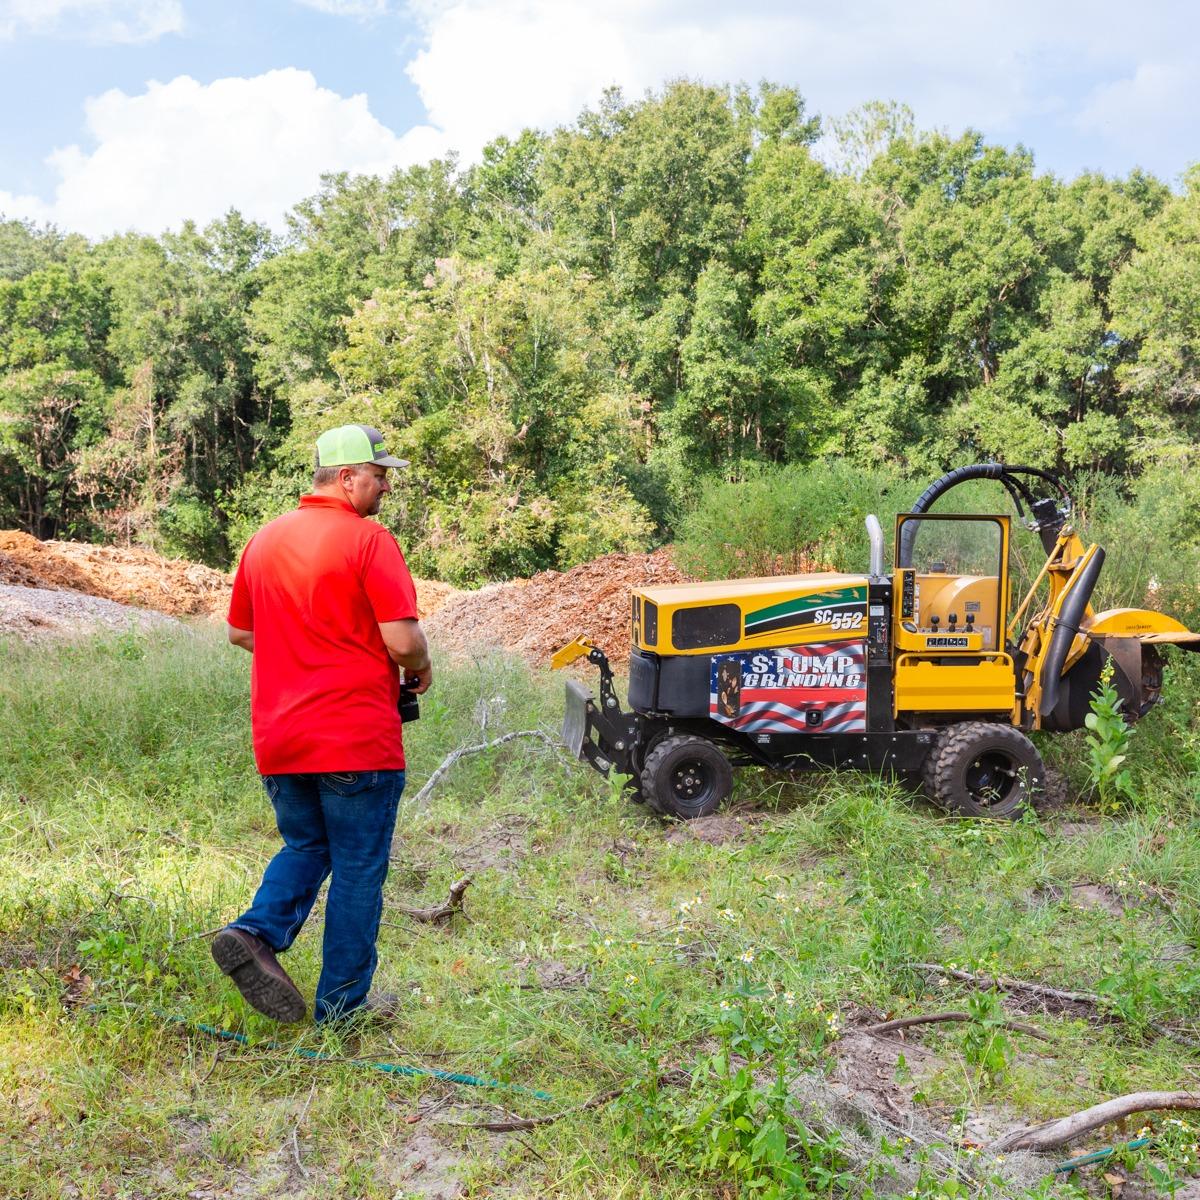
xmin=362 ymin=991 xmax=405 ymax=1018
xmin=211 ymin=927 xmax=307 ymax=1023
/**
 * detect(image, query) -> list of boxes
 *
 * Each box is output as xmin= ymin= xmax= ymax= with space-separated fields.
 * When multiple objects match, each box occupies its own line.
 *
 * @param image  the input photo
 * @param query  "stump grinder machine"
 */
xmin=552 ymin=463 xmax=1200 ymax=819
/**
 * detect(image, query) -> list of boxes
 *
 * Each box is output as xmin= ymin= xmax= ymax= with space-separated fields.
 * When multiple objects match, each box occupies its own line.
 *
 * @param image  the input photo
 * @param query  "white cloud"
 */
xmin=0 ymin=0 xmax=182 ymax=42
xmin=4 ymin=0 xmax=1198 ymax=236
xmin=403 ymin=0 xmax=1196 ymax=169
xmin=0 ymin=69 xmax=446 ymax=237
xmin=1075 ymin=61 xmax=1199 ymax=179
xmin=291 ymin=0 xmax=390 ymax=16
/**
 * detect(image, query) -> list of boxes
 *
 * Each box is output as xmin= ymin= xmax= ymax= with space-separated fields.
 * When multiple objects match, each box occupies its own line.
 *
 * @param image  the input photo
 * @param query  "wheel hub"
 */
xmin=672 ymin=761 xmax=709 ymax=800
xmin=965 ymin=751 xmax=1019 ymax=806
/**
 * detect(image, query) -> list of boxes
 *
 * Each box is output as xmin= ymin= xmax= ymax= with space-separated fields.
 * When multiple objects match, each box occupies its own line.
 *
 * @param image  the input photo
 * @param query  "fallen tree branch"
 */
xmin=394 ymin=876 xmax=472 ymax=923
xmin=1151 ymin=1021 xmax=1200 ymax=1050
xmin=407 ymin=730 xmax=564 ymax=811
xmin=990 ymin=1091 xmax=1200 ymax=1152
xmin=905 ymin=962 xmax=1200 ymax=1049
xmin=904 ymin=963 xmax=1102 ymax=1009
xmin=170 ymin=924 xmax=224 ymax=947
xmin=861 ymin=1011 xmax=1051 ymax=1042
xmin=289 ymin=1080 xmax=318 ymax=1179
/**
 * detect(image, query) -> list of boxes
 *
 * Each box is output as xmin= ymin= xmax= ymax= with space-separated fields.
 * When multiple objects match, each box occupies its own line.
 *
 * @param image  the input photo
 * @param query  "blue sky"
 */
xmin=1 ymin=0 xmax=1197 ymax=238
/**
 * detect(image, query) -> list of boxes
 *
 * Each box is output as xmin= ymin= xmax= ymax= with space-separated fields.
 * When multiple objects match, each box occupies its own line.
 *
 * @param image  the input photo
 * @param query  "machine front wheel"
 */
xmin=640 ymin=735 xmax=732 ymax=820
xmin=922 ymin=722 xmax=1044 ymax=819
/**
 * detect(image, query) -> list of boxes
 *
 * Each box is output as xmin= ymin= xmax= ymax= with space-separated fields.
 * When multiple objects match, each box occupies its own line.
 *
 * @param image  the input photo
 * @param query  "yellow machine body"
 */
xmin=631 ymin=572 xmax=870 ymax=656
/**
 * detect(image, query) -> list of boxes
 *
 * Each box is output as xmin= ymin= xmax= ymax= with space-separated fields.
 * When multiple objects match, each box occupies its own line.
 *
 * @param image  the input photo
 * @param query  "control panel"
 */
xmin=892 ymin=568 xmax=998 ymax=653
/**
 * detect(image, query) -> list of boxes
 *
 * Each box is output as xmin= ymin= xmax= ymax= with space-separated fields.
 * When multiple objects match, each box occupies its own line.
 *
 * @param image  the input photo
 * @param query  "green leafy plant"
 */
xmin=1085 ymin=659 xmax=1136 ymax=809
xmin=1095 ymin=938 xmax=1166 ymax=1036
xmin=960 ymin=990 xmax=1011 ymax=1085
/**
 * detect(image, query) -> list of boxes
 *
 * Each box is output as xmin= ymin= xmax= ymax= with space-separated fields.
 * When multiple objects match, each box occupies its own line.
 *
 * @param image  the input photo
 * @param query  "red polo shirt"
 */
xmin=228 ymin=494 xmax=419 ymax=774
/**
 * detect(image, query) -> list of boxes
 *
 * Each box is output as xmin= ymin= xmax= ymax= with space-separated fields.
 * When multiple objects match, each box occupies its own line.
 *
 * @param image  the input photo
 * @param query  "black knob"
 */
xmin=930 ymin=615 xmax=940 ymax=629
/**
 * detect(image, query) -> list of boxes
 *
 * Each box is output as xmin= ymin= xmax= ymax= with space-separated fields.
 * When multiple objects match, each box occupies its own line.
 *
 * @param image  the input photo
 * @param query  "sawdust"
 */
xmin=0 ymin=530 xmax=460 ymax=624
xmin=423 ymin=547 xmax=689 ymax=665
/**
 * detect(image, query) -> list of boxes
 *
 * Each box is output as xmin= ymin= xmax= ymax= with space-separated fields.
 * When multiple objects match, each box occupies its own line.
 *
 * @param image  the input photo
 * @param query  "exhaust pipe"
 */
xmin=865 ymin=514 xmax=885 ymax=578
xmin=1039 ymin=546 xmax=1105 ymax=717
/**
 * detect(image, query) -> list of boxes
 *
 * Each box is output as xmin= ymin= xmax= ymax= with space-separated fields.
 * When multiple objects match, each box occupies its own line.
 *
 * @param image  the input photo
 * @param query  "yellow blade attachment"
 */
xmin=550 ymin=636 xmax=598 ymax=670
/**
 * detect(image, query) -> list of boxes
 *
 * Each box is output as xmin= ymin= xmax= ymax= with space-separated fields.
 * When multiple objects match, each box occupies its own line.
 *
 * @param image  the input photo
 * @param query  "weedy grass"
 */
xmin=2 ymin=628 xmax=1200 ymax=1198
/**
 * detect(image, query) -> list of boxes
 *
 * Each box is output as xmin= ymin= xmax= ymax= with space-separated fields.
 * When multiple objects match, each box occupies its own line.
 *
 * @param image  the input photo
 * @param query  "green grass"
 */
xmin=2 ymin=629 xmax=1200 ymax=1198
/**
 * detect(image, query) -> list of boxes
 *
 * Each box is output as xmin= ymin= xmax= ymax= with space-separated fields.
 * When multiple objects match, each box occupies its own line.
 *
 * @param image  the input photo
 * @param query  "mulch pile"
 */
xmin=0 ymin=530 xmax=460 ymax=623
xmin=423 ymin=547 xmax=690 ymax=665
xmin=1 ymin=530 xmax=678 ymax=654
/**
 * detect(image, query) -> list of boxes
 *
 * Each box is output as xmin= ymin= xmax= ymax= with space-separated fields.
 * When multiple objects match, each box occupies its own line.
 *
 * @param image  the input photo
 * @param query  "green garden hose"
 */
xmin=87 ymin=1005 xmax=553 ymax=1100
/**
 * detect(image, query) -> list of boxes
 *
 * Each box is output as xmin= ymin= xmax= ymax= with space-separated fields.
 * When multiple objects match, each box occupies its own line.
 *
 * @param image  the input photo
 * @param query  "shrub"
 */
xmin=674 ymin=461 xmax=904 ymax=580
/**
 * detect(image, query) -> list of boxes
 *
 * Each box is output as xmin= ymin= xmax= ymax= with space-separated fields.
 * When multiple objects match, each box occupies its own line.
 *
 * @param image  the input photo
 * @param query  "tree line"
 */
xmin=1 ymin=83 xmax=1197 ymax=583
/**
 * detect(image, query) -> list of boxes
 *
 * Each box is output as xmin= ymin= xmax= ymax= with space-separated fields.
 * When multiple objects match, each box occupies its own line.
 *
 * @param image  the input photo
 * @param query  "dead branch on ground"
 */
xmin=990 ymin=1091 xmax=1200 ymax=1152
xmin=904 ymin=962 xmax=1102 ymax=1008
xmin=906 ymin=961 xmax=1200 ymax=1048
xmin=407 ymin=729 xmax=565 ymax=811
xmin=860 ymin=1011 xmax=1051 ymax=1042
xmin=289 ymin=1080 xmax=318 ymax=1179
xmin=443 ymin=1086 xmax=625 ymax=1131
xmin=170 ymin=924 xmax=224 ymax=947
xmin=394 ymin=876 xmax=472 ymax=923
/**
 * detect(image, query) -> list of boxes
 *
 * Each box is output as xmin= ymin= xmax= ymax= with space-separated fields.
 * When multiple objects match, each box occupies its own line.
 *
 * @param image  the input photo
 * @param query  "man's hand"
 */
xmin=404 ymin=663 xmax=433 ymax=695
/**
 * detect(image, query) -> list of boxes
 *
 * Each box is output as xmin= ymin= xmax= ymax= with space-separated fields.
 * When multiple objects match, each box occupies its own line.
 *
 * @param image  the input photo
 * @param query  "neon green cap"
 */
xmin=315 ymin=424 xmax=408 ymax=469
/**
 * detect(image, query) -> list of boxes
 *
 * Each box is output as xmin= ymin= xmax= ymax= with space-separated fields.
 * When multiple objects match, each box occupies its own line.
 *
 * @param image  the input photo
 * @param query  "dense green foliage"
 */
xmin=2 ymin=82 xmax=1198 ymax=581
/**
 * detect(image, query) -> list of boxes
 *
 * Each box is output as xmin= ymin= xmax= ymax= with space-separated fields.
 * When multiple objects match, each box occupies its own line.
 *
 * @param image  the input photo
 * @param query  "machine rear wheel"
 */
xmin=640 ymin=735 xmax=732 ymax=820
xmin=922 ymin=722 xmax=1044 ymax=819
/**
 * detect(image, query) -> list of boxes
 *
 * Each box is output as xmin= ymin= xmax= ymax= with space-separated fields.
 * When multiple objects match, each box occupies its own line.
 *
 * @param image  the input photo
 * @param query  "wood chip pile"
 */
xmin=0 ymin=529 xmax=674 ymax=654
xmin=423 ymin=548 xmax=689 ymax=665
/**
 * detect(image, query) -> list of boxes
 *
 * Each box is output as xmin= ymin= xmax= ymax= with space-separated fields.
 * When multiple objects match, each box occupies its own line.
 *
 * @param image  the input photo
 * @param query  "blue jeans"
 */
xmin=231 ymin=769 xmax=405 ymax=1022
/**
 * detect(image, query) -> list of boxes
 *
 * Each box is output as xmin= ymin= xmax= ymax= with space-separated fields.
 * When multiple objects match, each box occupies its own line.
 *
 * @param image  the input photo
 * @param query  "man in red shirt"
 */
xmin=213 ymin=424 xmax=431 ymax=1023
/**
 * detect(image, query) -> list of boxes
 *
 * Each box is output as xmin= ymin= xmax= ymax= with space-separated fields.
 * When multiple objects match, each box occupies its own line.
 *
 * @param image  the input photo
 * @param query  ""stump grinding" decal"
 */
xmin=710 ymin=641 xmax=867 ymax=734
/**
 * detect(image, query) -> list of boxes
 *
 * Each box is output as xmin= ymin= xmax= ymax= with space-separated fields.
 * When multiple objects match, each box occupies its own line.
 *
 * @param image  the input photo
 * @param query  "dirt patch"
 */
xmin=1027 ymin=883 xmax=1065 ymax=909
xmin=665 ymin=813 xmax=753 ymax=846
xmin=509 ymin=958 xmax=591 ymax=990
xmin=448 ymin=814 xmax=534 ymax=873
xmin=1053 ymin=818 xmax=1102 ymax=839
xmin=424 ymin=547 xmax=690 ymax=665
xmin=380 ymin=1128 xmax=511 ymax=1199
xmin=0 ymin=530 xmax=231 ymax=616
xmin=834 ymin=1018 xmax=941 ymax=1123
xmin=1069 ymin=882 xmax=1128 ymax=916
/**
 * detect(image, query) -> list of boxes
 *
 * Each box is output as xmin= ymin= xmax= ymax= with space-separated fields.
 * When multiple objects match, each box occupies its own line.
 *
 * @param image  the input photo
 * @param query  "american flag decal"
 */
xmin=710 ymin=641 xmax=867 ymax=734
